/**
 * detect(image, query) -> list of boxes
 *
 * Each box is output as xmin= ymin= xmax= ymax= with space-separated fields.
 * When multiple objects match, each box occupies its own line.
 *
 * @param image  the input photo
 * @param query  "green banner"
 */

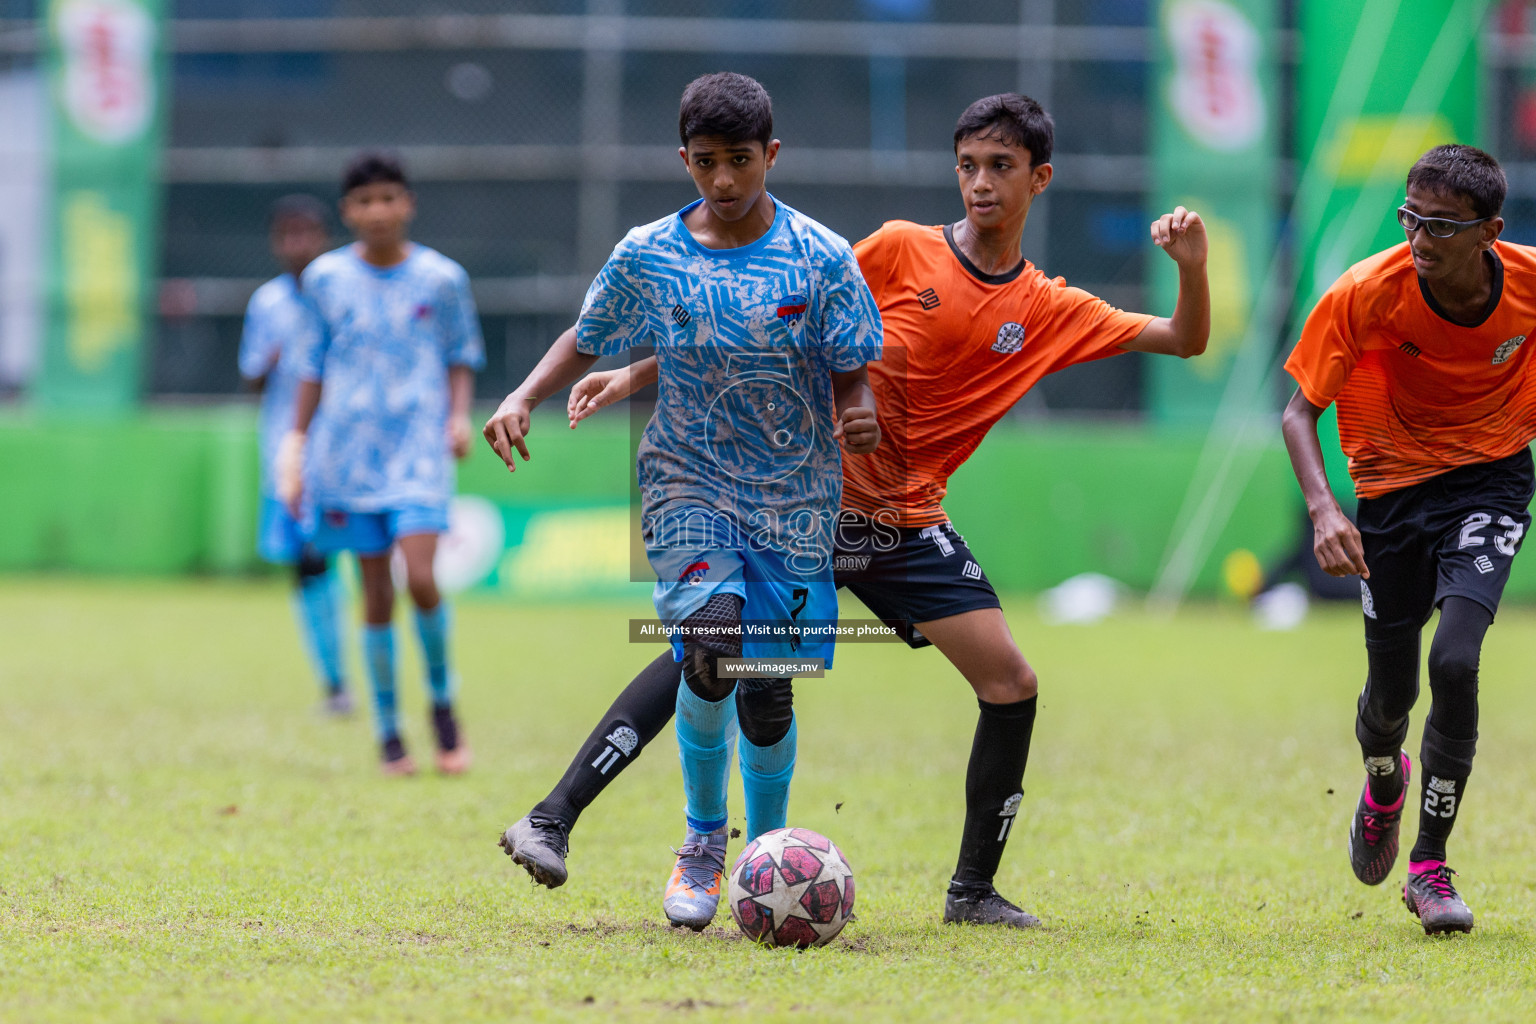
xmin=1295 ymin=0 xmax=1484 ymax=501
xmin=34 ymin=0 xmax=168 ymax=412
xmin=1147 ymin=0 xmax=1278 ymax=425
xmin=1297 ymin=0 xmax=1482 ymax=311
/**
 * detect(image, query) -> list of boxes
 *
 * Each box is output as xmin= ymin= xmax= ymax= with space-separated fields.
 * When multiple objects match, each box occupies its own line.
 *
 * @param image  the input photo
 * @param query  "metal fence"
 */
xmin=8 ymin=2 xmax=1536 ymax=410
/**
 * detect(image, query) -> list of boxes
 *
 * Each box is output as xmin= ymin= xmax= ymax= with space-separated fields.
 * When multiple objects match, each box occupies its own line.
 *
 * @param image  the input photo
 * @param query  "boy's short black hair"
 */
xmin=678 ymin=72 xmax=774 ymax=149
xmin=269 ymin=193 xmax=329 ymax=229
xmin=341 ymin=151 xmax=409 ymax=195
xmin=1406 ymin=144 xmax=1506 ymax=220
xmin=953 ymin=93 xmax=1054 ymax=167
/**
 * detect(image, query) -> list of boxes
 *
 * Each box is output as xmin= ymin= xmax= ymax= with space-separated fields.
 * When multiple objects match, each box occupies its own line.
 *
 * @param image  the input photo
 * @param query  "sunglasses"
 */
xmin=1396 ymin=205 xmax=1489 ymax=239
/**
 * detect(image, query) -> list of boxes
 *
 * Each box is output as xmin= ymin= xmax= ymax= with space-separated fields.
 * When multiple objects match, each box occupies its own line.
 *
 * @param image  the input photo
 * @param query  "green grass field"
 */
xmin=3 ymin=578 xmax=1535 ymax=1023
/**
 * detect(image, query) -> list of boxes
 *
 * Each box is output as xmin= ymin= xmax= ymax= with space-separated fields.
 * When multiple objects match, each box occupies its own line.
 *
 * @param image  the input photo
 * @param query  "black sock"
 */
xmin=1409 ymin=598 xmax=1487 ymax=864
xmin=1411 ymin=723 xmax=1478 ymax=864
xmin=1364 ymin=754 xmax=1406 ymax=806
xmin=1357 ymin=632 xmax=1419 ymax=806
xmin=431 ymin=704 xmax=460 ymax=751
xmin=1410 ymin=770 xmax=1469 ymax=865
xmin=531 ymin=651 xmax=679 ymax=832
xmin=950 ymin=696 xmax=1037 ymax=891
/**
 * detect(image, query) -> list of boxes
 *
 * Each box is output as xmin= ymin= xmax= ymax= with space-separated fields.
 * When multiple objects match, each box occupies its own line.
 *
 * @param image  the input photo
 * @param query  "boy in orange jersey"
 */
xmin=1282 ymin=145 xmax=1536 ymax=935
xmin=490 ymin=94 xmax=1210 ymax=928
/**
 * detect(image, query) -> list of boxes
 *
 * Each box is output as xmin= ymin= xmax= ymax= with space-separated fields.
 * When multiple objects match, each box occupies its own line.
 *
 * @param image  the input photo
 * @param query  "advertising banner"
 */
xmin=1297 ymin=0 xmax=1482 ymax=313
xmin=34 ymin=0 xmax=168 ymax=411
xmin=1296 ymin=0 xmax=1483 ymax=502
xmin=0 ymin=71 xmax=49 ymax=391
xmin=1147 ymin=0 xmax=1279 ymax=425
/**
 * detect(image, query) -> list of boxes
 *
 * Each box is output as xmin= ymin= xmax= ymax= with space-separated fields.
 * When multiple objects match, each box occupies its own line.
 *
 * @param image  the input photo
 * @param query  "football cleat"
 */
xmin=1348 ymin=750 xmax=1411 ymax=886
xmin=322 ymin=689 xmax=355 ymax=717
xmin=500 ymin=814 xmax=570 ymax=889
xmin=942 ymin=883 xmax=1041 ymax=929
xmin=430 ymin=705 xmax=472 ymax=775
xmin=380 ymin=735 xmax=418 ymax=777
xmin=1404 ymin=864 xmax=1474 ymax=935
xmin=663 ymin=826 xmax=728 ymax=931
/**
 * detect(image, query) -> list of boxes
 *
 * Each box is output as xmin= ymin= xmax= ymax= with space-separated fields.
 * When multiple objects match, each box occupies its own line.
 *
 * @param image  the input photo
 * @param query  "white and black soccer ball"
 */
xmin=727 ymin=827 xmax=854 ymax=948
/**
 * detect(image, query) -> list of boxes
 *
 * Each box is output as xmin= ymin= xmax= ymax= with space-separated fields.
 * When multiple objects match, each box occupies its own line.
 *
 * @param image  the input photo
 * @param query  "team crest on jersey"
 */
xmin=1492 ymin=335 xmax=1527 ymax=365
xmin=1000 ymin=792 xmax=1023 ymax=817
xmin=679 ymin=560 xmax=710 ymax=584
xmin=413 ymin=303 xmax=432 ymax=321
xmin=775 ymin=294 xmax=808 ymax=327
xmin=992 ymin=321 xmax=1026 ymax=354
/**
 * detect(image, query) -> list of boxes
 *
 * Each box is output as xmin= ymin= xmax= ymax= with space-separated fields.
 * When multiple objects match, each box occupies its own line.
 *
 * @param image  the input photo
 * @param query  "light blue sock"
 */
xmin=363 ymin=624 xmax=398 ymax=741
xmin=739 ymin=715 xmax=797 ymax=841
xmin=292 ymin=569 xmax=346 ymax=695
xmin=675 ymin=678 xmax=738 ymax=834
xmin=413 ymin=603 xmax=452 ymax=707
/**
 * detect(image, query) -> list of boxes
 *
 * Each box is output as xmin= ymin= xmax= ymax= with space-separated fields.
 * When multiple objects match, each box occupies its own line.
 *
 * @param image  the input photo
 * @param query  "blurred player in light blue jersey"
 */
xmin=281 ymin=153 xmax=485 ymax=777
xmin=238 ymin=195 xmax=352 ymax=716
xmin=484 ymin=73 xmax=882 ymax=929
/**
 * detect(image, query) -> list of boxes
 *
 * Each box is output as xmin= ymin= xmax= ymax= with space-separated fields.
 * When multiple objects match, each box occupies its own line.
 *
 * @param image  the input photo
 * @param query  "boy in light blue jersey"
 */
xmin=484 ymin=73 xmax=882 ymax=929
xmin=238 ymin=195 xmax=352 ymax=715
xmin=282 ymin=153 xmax=484 ymax=777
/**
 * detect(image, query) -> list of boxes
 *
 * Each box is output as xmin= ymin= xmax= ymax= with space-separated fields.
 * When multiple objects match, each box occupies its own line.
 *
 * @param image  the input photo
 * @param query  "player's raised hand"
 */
xmin=1311 ymin=505 xmax=1370 ymax=579
xmin=482 ymin=393 xmax=534 ymax=472
xmin=833 ymin=406 xmax=880 ymax=454
xmin=567 ymin=367 xmax=631 ymax=427
xmin=1151 ymin=206 xmax=1207 ymax=267
xmin=449 ymin=413 xmax=474 ymax=459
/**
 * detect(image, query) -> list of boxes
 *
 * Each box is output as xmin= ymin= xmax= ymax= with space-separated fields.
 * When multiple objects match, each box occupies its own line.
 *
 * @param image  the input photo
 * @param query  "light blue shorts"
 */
xmin=307 ymin=503 xmax=450 ymax=557
xmin=257 ymin=495 xmax=307 ymax=564
xmin=648 ymin=533 xmax=839 ymax=667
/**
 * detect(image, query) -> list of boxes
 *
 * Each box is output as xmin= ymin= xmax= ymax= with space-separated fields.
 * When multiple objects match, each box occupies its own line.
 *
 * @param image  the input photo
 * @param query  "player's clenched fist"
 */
xmin=482 ymin=393 xmax=534 ymax=472
xmin=834 ymin=406 xmax=880 ymax=454
xmin=1150 ymin=206 xmax=1208 ymax=267
xmin=449 ymin=413 xmax=474 ymax=459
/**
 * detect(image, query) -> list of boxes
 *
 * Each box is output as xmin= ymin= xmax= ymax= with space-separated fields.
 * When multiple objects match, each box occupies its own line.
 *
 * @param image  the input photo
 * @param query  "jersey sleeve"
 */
xmin=1284 ymin=273 xmax=1361 ymax=409
xmin=816 ymin=241 xmax=884 ymax=372
xmin=289 ymin=266 xmax=332 ymax=383
xmin=576 ymin=238 xmax=654 ymax=357
xmin=441 ymin=264 xmax=486 ymax=370
xmin=851 ymin=223 xmax=898 ymax=301
xmin=237 ymin=291 xmax=279 ymax=381
xmin=1040 ymin=283 xmax=1158 ymax=373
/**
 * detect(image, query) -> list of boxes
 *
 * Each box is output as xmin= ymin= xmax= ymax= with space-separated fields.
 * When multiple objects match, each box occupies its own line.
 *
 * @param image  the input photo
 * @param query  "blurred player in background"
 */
xmin=238 ymin=195 xmax=352 ymax=715
xmin=1283 ymin=145 xmax=1536 ymax=935
xmin=280 ymin=153 xmax=485 ymax=777
xmin=484 ymin=72 xmax=883 ymax=930
xmin=490 ymin=93 xmax=1210 ymax=930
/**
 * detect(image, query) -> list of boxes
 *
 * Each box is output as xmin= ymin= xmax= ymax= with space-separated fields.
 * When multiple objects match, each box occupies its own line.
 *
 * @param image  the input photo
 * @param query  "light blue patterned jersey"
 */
xmin=292 ymin=244 xmax=485 ymax=511
xmin=238 ymin=273 xmax=321 ymax=497
xmin=577 ymin=197 xmax=883 ymax=570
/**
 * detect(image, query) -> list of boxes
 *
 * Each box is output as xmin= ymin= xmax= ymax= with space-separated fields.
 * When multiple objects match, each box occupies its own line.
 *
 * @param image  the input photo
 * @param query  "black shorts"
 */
xmin=1356 ymin=448 xmax=1534 ymax=636
xmin=833 ymin=513 xmax=1002 ymax=649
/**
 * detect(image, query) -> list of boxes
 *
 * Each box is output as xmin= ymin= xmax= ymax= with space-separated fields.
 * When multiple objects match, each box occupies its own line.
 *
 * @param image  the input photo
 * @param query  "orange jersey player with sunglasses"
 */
xmin=1283 ymin=144 xmax=1536 ymax=935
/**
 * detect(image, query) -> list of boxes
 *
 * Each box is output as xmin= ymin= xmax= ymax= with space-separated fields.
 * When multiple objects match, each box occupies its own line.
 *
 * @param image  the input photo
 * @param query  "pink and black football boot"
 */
xmin=1348 ymin=751 xmax=1410 ymax=885
xmin=1403 ymin=862 xmax=1475 ymax=934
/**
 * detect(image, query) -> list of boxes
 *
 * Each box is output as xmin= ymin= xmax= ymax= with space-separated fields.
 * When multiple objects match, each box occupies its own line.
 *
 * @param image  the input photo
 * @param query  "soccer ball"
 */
xmin=727 ymin=827 xmax=855 ymax=948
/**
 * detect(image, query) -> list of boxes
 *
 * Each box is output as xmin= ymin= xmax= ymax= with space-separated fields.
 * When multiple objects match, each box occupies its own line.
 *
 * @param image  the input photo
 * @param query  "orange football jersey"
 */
xmin=1286 ymin=241 xmax=1536 ymax=499
xmin=842 ymin=220 xmax=1156 ymax=526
